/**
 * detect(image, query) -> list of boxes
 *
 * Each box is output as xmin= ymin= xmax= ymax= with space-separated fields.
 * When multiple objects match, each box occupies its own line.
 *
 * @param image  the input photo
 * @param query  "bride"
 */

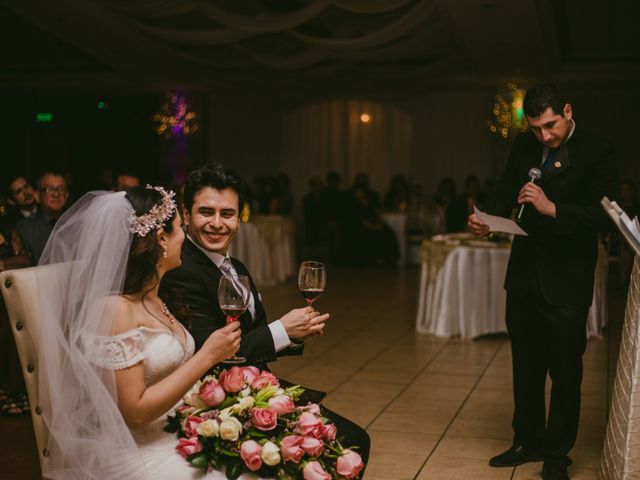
xmin=37 ymin=186 xmax=253 ymax=479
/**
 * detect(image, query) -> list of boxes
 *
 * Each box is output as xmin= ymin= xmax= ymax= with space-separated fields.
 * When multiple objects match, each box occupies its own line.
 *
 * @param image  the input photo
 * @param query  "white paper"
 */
xmin=473 ymin=206 xmax=528 ymax=236
xmin=601 ymin=197 xmax=640 ymax=256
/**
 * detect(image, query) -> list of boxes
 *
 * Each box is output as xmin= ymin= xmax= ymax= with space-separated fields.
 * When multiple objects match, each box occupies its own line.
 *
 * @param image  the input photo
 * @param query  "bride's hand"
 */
xmin=203 ymin=322 xmax=242 ymax=365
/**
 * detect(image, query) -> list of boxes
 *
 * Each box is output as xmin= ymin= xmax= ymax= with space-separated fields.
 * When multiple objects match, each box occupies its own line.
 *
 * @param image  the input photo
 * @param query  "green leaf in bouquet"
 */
xmin=247 ymin=430 xmax=268 ymax=439
xmin=221 ymin=447 xmax=239 ymax=457
xmin=219 ymin=395 xmax=238 ymax=409
xmin=163 ymin=413 xmax=181 ymax=433
xmin=255 ymin=385 xmax=279 ymax=403
xmin=189 ymin=452 xmax=209 ymax=469
xmin=225 ymin=458 xmax=245 ymax=480
xmin=283 ymin=385 xmax=305 ymax=400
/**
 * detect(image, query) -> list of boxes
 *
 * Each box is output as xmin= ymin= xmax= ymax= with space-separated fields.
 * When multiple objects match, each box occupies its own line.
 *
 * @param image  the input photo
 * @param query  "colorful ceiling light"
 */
xmin=152 ymin=90 xmax=199 ymax=139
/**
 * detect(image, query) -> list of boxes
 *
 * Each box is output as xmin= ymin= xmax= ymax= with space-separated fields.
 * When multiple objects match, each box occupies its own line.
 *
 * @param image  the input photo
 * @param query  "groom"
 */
xmin=162 ymin=164 xmax=327 ymax=368
xmin=162 ymin=163 xmax=370 ymax=464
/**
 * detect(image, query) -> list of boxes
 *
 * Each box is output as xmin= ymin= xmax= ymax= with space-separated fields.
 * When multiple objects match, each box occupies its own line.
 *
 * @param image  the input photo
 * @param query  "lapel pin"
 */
xmin=554 ymin=161 xmax=561 ymax=168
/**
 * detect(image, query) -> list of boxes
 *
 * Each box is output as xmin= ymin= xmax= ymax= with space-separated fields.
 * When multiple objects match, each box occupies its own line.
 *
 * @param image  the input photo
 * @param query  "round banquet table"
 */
xmin=229 ymin=215 xmax=296 ymax=286
xmin=415 ymin=235 xmax=607 ymax=339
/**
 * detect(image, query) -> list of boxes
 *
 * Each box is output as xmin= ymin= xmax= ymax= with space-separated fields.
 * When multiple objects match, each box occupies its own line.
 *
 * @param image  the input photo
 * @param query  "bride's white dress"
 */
xmin=102 ymin=325 xmax=258 ymax=480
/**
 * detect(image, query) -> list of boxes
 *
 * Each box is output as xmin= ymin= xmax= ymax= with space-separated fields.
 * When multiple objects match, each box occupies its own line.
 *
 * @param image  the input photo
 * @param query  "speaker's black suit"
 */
xmin=482 ymin=126 xmax=619 ymax=465
xmin=161 ymin=238 xmax=370 ymax=465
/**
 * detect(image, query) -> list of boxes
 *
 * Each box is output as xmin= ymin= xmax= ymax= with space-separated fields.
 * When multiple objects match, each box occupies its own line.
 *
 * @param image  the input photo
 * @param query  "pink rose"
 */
xmin=268 ymin=395 xmax=295 ymax=416
xmin=219 ymin=366 xmax=245 ymax=393
xmin=250 ymin=407 xmax=278 ymax=431
xmin=251 ymin=371 xmax=280 ymax=389
xmin=241 ymin=366 xmax=260 ymax=384
xmin=299 ymin=402 xmax=321 ymax=415
xmin=280 ymin=435 xmax=305 ymax=464
xmin=336 ymin=450 xmax=364 ymax=479
xmin=296 ymin=412 xmax=324 ymax=439
xmin=176 ymin=437 xmax=203 ymax=458
xmin=198 ymin=380 xmax=226 ymax=407
xmin=321 ymin=423 xmax=337 ymax=442
xmin=303 ymin=461 xmax=331 ymax=480
xmin=176 ymin=405 xmax=196 ymax=418
xmin=240 ymin=440 xmax=263 ymax=471
xmin=183 ymin=415 xmax=204 ymax=438
xmin=301 ymin=436 xmax=324 ymax=457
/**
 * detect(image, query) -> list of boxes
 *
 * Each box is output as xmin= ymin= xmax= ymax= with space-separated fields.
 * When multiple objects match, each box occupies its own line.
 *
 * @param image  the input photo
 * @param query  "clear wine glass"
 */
xmin=218 ymin=274 xmax=251 ymax=364
xmin=298 ymin=261 xmax=326 ymax=308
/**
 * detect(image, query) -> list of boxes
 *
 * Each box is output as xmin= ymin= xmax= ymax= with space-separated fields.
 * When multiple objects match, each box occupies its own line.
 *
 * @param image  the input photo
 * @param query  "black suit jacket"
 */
xmin=161 ymin=239 xmax=303 ymax=368
xmin=482 ymin=126 xmax=619 ymax=307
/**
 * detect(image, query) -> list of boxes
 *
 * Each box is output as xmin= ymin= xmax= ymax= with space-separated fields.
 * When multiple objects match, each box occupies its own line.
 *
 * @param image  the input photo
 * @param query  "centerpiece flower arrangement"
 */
xmin=165 ymin=366 xmax=364 ymax=479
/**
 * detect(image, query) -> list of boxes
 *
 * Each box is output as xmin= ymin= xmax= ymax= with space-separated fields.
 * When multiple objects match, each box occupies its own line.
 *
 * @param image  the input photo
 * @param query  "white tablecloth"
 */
xmin=382 ymin=212 xmax=406 ymax=266
xmin=416 ymin=242 xmax=607 ymax=339
xmin=229 ymin=215 xmax=296 ymax=286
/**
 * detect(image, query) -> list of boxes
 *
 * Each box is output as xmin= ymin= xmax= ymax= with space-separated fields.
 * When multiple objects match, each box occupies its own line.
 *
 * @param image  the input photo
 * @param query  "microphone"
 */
xmin=516 ymin=167 xmax=542 ymax=222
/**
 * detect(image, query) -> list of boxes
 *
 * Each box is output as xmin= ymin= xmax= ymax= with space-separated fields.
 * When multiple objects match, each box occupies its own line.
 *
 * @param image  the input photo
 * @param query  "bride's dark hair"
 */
xmin=124 ymin=186 xmax=175 ymax=293
xmin=124 ymin=186 xmax=187 ymax=322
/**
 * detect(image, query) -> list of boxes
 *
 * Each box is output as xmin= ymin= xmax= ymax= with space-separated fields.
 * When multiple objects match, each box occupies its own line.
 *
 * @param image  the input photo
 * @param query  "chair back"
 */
xmin=0 ymin=263 xmax=73 ymax=471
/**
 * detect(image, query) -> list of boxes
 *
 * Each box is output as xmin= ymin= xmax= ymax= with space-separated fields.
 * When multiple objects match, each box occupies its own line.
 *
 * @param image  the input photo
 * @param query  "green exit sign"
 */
xmin=36 ymin=112 xmax=53 ymax=122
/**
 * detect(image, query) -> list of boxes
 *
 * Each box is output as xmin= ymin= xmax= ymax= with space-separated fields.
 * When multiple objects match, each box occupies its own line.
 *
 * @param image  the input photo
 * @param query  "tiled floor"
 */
xmin=0 ymin=266 xmax=620 ymax=479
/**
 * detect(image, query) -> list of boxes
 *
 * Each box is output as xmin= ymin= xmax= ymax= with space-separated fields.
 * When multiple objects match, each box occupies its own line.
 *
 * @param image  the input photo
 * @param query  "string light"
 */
xmin=487 ymin=82 xmax=528 ymax=139
xmin=152 ymin=90 xmax=199 ymax=138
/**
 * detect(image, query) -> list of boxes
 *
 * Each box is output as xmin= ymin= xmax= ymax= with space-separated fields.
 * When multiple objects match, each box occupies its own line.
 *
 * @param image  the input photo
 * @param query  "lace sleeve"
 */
xmin=85 ymin=329 xmax=147 ymax=370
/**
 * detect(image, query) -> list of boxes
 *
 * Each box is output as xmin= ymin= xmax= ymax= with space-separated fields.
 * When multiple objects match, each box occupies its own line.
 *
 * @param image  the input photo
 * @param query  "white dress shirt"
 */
xmin=187 ymin=235 xmax=292 ymax=352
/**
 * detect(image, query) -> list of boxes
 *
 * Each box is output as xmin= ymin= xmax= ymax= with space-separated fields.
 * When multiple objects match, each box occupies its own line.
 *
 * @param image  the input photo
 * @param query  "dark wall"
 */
xmin=0 ymin=91 xmax=206 ymax=197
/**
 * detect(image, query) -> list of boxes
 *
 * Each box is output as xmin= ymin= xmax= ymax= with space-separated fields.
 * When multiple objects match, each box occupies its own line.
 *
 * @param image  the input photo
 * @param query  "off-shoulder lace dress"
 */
xmin=92 ymin=326 xmax=259 ymax=480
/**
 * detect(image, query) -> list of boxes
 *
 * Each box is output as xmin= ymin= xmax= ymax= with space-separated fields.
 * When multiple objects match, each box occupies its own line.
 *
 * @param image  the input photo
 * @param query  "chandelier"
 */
xmin=487 ymin=82 xmax=528 ymax=139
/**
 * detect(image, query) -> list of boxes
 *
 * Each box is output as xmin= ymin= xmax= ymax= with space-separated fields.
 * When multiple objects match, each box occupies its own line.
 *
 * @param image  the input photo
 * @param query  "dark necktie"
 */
xmin=542 ymin=148 xmax=558 ymax=175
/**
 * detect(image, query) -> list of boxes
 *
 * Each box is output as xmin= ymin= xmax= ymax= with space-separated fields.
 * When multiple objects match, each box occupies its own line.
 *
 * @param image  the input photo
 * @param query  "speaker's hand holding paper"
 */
xmin=473 ymin=206 xmax=528 ymax=236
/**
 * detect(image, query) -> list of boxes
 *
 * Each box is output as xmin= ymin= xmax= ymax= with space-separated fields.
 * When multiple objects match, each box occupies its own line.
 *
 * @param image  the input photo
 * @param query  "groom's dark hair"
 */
xmin=183 ymin=163 xmax=245 ymax=216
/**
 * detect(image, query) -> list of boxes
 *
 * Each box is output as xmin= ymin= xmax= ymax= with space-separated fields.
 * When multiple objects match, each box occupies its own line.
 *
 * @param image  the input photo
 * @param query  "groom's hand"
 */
xmin=280 ymin=306 xmax=329 ymax=340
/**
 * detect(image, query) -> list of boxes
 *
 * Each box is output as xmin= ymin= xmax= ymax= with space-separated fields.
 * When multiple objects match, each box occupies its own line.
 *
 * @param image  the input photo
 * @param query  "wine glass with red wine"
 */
xmin=298 ymin=261 xmax=326 ymax=308
xmin=218 ymin=274 xmax=251 ymax=364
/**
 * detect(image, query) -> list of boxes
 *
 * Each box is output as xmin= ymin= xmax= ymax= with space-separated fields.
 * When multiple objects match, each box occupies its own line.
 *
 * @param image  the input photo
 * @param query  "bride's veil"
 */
xmin=36 ymin=191 xmax=156 ymax=479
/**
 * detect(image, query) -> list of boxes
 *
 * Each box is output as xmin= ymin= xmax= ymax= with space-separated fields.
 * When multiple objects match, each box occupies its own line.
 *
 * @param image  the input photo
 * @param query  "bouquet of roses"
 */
xmin=165 ymin=366 xmax=364 ymax=480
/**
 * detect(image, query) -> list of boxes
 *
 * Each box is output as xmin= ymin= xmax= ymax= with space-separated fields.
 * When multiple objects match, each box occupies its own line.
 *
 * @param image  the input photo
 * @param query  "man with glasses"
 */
xmin=17 ymin=172 xmax=69 ymax=264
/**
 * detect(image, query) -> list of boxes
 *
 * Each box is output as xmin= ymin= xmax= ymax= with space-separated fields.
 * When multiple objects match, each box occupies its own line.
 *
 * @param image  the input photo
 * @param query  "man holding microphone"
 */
xmin=468 ymin=84 xmax=619 ymax=480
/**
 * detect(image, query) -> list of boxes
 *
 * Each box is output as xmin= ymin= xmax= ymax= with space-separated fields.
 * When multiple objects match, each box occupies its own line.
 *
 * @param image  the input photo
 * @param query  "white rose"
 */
xmin=238 ymin=396 xmax=255 ymax=411
xmin=239 ymin=387 xmax=251 ymax=398
xmin=196 ymin=419 xmax=219 ymax=438
xmin=276 ymin=388 xmax=284 ymax=396
xmin=183 ymin=381 xmax=206 ymax=408
xmin=218 ymin=406 xmax=233 ymax=421
xmin=261 ymin=441 xmax=281 ymax=466
xmin=219 ymin=417 xmax=243 ymax=441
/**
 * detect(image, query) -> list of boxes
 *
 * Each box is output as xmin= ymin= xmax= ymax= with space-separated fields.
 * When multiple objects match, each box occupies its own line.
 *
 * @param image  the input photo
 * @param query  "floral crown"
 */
xmin=128 ymin=185 xmax=177 ymax=237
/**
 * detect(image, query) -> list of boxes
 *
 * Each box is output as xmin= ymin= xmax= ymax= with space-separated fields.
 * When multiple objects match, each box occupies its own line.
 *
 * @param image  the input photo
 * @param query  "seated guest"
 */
xmin=446 ymin=174 xmax=482 ymax=232
xmin=349 ymin=172 xmax=381 ymax=208
xmin=345 ymin=186 xmax=399 ymax=266
xmin=17 ymin=172 xmax=69 ymax=264
xmin=321 ymin=171 xmax=347 ymax=263
xmin=0 ymin=195 xmax=30 ymax=417
xmin=302 ymin=176 xmax=326 ymax=248
xmin=6 ymin=176 xmax=37 ymax=225
xmin=162 ymin=164 xmax=326 ymax=364
xmin=383 ymin=174 xmax=409 ymax=212
xmin=161 ymin=164 xmax=370 ymax=464
xmin=276 ymin=173 xmax=294 ymax=216
xmin=433 ymin=177 xmax=456 ymax=211
xmin=114 ymin=171 xmax=141 ymax=192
